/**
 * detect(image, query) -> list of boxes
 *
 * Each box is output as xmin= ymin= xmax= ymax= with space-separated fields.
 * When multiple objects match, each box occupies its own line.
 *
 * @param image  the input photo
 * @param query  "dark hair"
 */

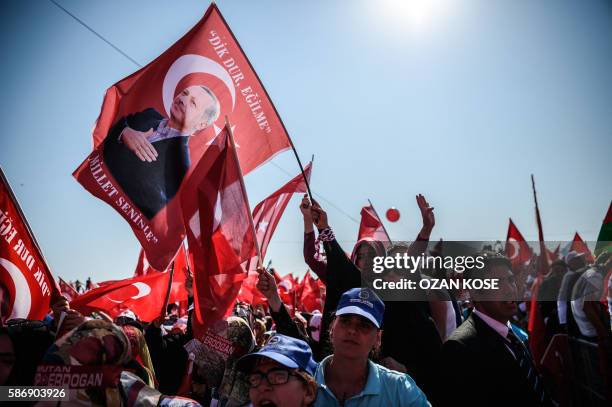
xmin=464 ymin=250 xmax=512 ymax=281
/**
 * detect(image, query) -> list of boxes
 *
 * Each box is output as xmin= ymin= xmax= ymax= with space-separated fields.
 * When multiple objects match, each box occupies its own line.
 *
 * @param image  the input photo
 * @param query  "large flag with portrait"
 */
xmin=73 ymin=3 xmax=291 ymax=270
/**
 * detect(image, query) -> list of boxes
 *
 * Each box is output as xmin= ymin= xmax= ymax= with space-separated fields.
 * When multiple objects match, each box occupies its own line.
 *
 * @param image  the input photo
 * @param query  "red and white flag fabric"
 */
xmin=251 ymin=163 xmax=312 ymax=267
xmin=278 ymin=273 xmax=297 ymax=315
xmin=0 ymin=169 xmax=60 ymax=322
xmin=505 ymin=218 xmax=533 ymax=269
xmin=132 ymin=246 xmax=189 ymax=306
xmin=570 ymin=232 xmax=594 ymax=263
xmin=181 ymin=126 xmax=256 ymax=339
xmin=71 ymin=272 xmax=171 ymax=322
xmin=133 ymin=249 xmax=158 ymax=277
xmin=73 ymin=3 xmax=291 ymax=272
xmin=239 ymin=163 xmax=312 ymax=303
xmin=358 ymin=205 xmax=388 ymax=242
xmin=299 ymin=271 xmax=323 ymax=313
xmin=59 ymin=277 xmax=79 ymax=302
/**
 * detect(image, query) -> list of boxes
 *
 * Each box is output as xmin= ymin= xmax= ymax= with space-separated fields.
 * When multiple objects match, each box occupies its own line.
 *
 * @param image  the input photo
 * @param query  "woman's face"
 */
xmin=248 ymin=358 xmax=315 ymax=407
xmin=330 ymin=315 xmax=380 ymax=360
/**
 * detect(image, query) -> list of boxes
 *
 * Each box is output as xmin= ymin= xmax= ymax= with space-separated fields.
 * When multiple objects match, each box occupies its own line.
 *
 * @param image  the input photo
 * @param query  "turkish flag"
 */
xmin=59 ymin=277 xmax=79 ymax=302
xmin=0 ymin=170 xmax=60 ymax=322
xmin=570 ymin=232 xmax=594 ymax=263
xmin=181 ymin=126 xmax=256 ymax=339
xmin=132 ymin=246 xmax=189 ymax=307
xmin=358 ymin=205 xmax=388 ymax=242
xmin=237 ymin=271 xmax=266 ymax=306
xmin=240 ymin=163 xmax=312 ymax=304
xmin=300 ymin=271 xmax=323 ymax=313
xmin=70 ymin=272 xmax=171 ymax=322
xmin=73 ymin=3 xmax=291 ymax=272
xmin=505 ymin=218 xmax=533 ymax=269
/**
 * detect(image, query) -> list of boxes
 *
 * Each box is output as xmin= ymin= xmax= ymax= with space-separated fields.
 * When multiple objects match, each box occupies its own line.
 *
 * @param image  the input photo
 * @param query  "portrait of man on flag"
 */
xmin=73 ymin=4 xmax=292 ymax=271
xmin=103 ymin=85 xmax=221 ymax=219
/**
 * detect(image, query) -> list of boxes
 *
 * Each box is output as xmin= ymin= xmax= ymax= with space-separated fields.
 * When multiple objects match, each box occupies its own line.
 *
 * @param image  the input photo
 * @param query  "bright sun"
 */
xmin=378 ymin=0 xmax=453 ymax=33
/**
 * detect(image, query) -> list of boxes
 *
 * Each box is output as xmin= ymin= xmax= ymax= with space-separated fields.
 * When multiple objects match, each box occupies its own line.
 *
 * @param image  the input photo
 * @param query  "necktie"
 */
xmin=506 ymin=329 xmax=549 ymax=405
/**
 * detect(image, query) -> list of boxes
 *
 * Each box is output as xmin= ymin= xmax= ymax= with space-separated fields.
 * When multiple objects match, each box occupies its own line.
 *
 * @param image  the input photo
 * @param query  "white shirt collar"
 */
xmin=473 ymin=309 xmax=510 ymax=339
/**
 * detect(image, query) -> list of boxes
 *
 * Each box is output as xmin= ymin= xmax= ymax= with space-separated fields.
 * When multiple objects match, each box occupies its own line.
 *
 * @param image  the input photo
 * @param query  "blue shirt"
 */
xmin=313 ymin=356 xmax=431 ymax=407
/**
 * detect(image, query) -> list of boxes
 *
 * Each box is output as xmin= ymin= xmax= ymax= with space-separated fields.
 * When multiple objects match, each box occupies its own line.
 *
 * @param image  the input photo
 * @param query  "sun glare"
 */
xmin=378 ymin=0 xmax=453 ymax=33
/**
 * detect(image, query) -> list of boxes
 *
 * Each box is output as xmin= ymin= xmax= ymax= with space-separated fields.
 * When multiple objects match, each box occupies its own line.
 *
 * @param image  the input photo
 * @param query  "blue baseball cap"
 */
xmin=336 ymin=288 xmax=385 ymax=328
xmin=236 ymin=334 xmax=317 ymax=376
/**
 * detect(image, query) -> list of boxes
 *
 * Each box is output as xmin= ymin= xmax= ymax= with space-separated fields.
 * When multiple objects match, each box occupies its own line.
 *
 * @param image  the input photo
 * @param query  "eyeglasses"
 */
xmin=247 ymin=368 xmax=302 ymax=388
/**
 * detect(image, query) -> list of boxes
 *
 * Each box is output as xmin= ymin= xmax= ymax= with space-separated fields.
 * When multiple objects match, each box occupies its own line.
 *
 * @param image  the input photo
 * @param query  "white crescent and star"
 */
xmin=107 ymin=282 xmax=152 ymax=303
xmin=0 ymin=257 xmax=32 ymax=319
xmin=162 ymin=54 xmax=240 ymax=144
xmin=507 ymin=238 xmax=520 ymax=260
xmin=162 ymin=54 xmax=236 ymax=117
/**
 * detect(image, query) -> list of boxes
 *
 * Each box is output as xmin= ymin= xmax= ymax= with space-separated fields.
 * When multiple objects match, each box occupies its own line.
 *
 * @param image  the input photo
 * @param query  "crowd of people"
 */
xmin=1 ymin=194 xmax=610 ymax=407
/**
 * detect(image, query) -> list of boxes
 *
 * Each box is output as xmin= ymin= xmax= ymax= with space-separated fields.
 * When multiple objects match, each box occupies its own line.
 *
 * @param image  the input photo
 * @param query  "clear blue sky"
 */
xmin=1 ymin=0 xmax=610 ymax=283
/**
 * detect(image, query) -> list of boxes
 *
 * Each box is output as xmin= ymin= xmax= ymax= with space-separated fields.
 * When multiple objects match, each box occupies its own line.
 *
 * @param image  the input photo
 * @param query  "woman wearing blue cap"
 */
xmin=314 ymin=287 xmax=431 ymax=407
xmin=237 ymin=334 xmax=318 ymax=407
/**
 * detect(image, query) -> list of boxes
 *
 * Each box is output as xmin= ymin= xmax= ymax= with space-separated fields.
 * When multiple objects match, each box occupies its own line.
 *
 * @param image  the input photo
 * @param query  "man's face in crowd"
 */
xmin=331 ymin=314 xmax=381 ymax=360
xmin=170 ymin=86 xmax=217 ymax=133
xmin=472 ymin=263 xmax=518 ymax=323
xmin=249 ymin=358 xmax=315 ymax=407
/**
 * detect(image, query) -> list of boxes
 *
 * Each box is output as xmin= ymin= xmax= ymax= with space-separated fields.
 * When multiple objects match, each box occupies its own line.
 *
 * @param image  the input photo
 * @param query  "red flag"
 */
xmin=570 ymin=232 xmax=594 ymax=263
xmin=505 ymin=218 xmax=533 ymax=269
xmin=547 ymin=244 xmax=560 ymax=262
xmin=59 ymin=277 xmax=79 ymax=302
xmin=132 ymin=247 xmax=189 ymax=306
xmin=529 ymin=175 xmax=548 ymax=368
xmin=251 ymin=163 xmax=311 ymax=265
xmin=133 ymin=249 xmax=158 ymax=277
xmin=278 ymin=273 xmax=297 ymax=315
xmin=240 ymin=163 xmax=312 ymax=303
xmin=237 ymin=271 xmax=266 ymax=306
xmin=300 ymin=271 xmax=323 ymax=313
xmin=0 ymin=169 xmax=60 ymax=322
xmin=358 ymin=205 xmax=388 ymax=242
xmin=73 ymin=4 xmax=291 ymax=272
xmin=70 ymin=272 xmax=171 ymax=322
xmin=181 ymin=127 xmax=256 ymax=339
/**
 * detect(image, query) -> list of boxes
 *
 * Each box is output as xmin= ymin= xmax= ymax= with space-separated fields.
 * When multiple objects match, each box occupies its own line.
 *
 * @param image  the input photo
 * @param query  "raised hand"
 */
xmin=416 ymin=194 xmax=435 ymax=239
xmin=121 ymin=127 xmax=158 ymax=162
xmin=256 ymin=267 xmax=282 ymax=311
xmin=310 ymin=200 xmax=329 ymax=231
xmin=300 ymin=194 xmax=312 ymax=218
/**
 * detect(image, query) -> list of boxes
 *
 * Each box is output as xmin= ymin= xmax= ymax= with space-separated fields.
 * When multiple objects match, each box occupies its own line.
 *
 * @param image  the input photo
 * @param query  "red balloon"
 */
xmin=386 ymin=207 xmax=400 ymax=222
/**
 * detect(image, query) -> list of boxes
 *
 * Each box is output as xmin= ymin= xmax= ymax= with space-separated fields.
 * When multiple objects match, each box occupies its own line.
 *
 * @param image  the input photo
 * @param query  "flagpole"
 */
xmin=213 ymin=4 xmax=314 ymax=203
xmin=160 ymin=261 xmax=175 ymax=318
xmin=225 ymin=117 xmax=264 ymax=269
xmin=0 ymin=165 xmax=60 ymax=296
xmin=367 ymin=198 xmax=393 ymax=243
xmin=531 ymin=174 xmax=548 ymax=273
xmin=181 ymin=238 xmax=191 ymax=277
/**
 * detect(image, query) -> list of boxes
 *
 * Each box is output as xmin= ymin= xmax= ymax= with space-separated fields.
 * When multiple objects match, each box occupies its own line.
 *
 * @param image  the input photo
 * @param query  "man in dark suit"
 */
xmin=437 ymin=252 xmax=551 ymax=407
xmin=103 ymin=85 xmax=220 ymax=219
